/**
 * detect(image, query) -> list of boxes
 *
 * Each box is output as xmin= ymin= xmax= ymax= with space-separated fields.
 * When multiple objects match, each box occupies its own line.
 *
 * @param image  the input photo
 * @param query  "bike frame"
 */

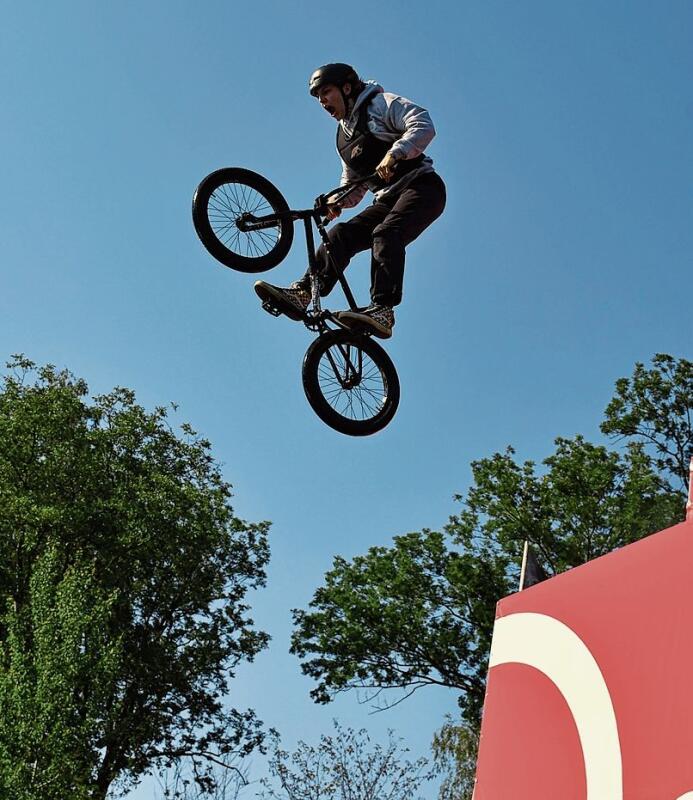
xmin=237 ymin=174 xmax=376 ymax=334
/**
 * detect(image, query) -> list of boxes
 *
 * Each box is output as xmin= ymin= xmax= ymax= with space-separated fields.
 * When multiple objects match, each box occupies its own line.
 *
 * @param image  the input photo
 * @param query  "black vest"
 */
xmin=336 ymin=99 xmax=424 ymax=189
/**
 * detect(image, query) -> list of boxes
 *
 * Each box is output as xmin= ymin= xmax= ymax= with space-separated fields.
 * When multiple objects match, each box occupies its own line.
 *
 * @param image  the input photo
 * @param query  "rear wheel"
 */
xmin=192 ymin=167 xmax=294 ymax=272
xmin=302 ymin=330 xmax=400 ymax=436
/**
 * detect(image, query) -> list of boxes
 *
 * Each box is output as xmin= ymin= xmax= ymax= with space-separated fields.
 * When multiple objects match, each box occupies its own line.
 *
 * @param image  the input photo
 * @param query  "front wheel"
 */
xmin=192 ymin=167 xmax=294 ymax=272
xmin=302 ymin=330 xmax=400 ymax=436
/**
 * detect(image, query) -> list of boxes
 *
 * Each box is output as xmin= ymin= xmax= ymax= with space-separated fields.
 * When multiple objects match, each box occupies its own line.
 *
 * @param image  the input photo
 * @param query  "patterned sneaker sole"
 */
xmin=337 ymin=311 xmax=393 ymax=339
xmin=254 ymin=283 xmax=307 ymax=321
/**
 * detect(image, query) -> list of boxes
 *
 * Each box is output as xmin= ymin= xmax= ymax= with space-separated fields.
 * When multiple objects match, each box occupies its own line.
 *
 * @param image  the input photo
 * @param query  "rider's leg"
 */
xmin=338 ymin=173 xmax=446 ymax=338
xmin=370 ymin=172 xmax=446 ymax=307
xmin=254 ymin=206 xmax=387 ymax=320
xmin=295 ymin=203 xmax=390 ymax=296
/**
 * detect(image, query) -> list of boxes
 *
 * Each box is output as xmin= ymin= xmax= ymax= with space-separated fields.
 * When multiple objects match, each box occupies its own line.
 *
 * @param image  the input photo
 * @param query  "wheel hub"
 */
xmin=342 ymin=374 xmax=362 ymax=389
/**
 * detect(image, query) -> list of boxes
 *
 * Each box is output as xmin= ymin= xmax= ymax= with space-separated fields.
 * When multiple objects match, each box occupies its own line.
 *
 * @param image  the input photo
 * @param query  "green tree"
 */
xmin=156 ymin=754 xmax=248 ymax=800
xmin=0 ymin=357 xmax=270 ymax=800
xmin=431 ymin=717 xmax=478 ymax=800
xmin=602 ymin=353 xmax=693 ymax=491
xmin=260 ymin=721 xmax=434 ymax=800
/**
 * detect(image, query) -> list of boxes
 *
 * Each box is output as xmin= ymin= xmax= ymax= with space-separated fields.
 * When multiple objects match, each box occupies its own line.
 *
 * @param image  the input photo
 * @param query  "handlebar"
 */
xmin=314 ymin=173 xmax=378 ymax=217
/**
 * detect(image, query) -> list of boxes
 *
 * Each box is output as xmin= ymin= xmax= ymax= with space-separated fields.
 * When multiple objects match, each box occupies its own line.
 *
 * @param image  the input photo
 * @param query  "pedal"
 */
xmin=261 ymin=300 xmax=283 ymax=317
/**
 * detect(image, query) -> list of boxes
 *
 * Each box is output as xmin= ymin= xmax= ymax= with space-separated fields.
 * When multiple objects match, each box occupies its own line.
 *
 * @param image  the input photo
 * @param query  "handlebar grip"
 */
xmin=314 ymin=173 xmax=379 ymax=214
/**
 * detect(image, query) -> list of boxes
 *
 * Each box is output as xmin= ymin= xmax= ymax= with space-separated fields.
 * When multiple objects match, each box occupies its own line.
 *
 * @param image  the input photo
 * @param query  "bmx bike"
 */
xmin=192 ymin=167 xmax=400 ymax=436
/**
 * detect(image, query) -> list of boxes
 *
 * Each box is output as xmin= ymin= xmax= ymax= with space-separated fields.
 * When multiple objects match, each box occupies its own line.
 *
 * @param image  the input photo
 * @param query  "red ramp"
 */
xmin=474 ymin=504 xmax=693 ymax=799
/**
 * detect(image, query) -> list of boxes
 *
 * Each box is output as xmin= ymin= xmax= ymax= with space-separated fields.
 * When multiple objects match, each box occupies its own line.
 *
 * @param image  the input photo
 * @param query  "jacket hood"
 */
xmin=349 ymin=80 xmax=383 ymax=118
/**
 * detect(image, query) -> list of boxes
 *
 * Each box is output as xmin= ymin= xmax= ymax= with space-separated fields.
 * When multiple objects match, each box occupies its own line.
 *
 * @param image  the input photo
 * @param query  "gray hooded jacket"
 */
xmin=336 ymin=81 xmax=437 ymax=208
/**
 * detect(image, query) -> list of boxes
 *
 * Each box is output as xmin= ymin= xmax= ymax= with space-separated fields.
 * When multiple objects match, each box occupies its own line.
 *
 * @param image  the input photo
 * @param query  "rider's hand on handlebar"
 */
xmin=326 ymin=203 xmax=342 ymax=221
xmin=376 ymin=151 xmax=399 ymax=183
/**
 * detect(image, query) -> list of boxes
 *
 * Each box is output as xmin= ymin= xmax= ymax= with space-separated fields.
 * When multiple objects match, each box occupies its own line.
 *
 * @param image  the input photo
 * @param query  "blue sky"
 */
xmin=2 ymin=1 xmax=691 ymax=797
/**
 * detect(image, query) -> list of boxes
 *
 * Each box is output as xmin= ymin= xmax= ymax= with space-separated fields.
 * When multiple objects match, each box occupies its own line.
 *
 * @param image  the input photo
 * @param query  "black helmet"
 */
xmin=309 ymin=63 xmax=360 ymax=97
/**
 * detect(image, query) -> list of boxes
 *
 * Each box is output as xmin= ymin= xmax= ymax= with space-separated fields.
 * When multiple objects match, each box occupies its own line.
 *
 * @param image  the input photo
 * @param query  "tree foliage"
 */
xmin=0 ymin=357 xmax=270 ymax=799
xmin=431 ymin=717 xmax=478 ymax=800
xmin=156 ymin=754 xmax=248 ymax=800
xmin=291 ymin=528 xmax=502 ymax=724
xmin=602 ymin=353 xmax=693 ymax=490
xmin=260 ymin=721 xmax=434 ymax=800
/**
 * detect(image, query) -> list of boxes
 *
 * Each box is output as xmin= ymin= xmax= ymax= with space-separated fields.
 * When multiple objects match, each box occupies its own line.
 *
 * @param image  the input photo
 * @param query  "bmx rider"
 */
xmin=254 ymin=63 xmax=446 ymax=339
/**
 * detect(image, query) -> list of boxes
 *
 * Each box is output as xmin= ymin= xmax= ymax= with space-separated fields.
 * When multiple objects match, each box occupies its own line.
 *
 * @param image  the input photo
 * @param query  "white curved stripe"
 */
xmin=489 ymin=612 xmax=622 ymax=799
xmin=676 ymin=794 xmax=693 ymax=799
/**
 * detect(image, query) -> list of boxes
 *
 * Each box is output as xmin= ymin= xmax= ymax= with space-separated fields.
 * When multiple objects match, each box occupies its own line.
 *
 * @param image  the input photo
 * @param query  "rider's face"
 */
xmin=316 ymin=84 xmax=351 ymax=121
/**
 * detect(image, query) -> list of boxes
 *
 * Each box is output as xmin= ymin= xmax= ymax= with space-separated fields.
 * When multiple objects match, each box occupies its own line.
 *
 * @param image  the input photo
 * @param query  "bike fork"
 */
xmin=325 ymin=341 xmax=363 ymax=389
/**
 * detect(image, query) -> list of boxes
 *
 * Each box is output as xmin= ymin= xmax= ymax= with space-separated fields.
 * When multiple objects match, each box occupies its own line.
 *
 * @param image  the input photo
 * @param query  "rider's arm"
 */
xmin=336 ymin=159 xmax=368 ymax=209
xmin=370 ymin=92 xmax=436 ymax=162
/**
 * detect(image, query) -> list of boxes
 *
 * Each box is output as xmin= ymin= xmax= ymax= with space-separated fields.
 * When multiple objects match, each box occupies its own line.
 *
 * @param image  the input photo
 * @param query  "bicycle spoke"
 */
xmin=317 ymin=343 xmax=387 ymax=422
xmin=207 ymin=181 xmax=281 ymax=259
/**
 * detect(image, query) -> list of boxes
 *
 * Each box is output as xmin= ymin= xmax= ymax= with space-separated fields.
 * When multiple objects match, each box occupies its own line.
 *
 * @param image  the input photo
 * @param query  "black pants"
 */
xmin=299 ymin=171 xmax=446 ymax=307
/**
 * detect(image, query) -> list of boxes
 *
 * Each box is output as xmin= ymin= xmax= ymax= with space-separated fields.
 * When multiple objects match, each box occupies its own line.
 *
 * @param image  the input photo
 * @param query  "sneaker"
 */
xmin=337 ymin=304 xmax=395 ymax=339
xmin=254 ymin=281 xmax=310 ymax=321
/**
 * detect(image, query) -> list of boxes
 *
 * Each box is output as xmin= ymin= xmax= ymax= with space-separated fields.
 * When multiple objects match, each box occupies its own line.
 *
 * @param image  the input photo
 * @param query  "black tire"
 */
xmin=192 ymin=167 xmax=294 ymax=272
xmin=302 ymin=330 xmax=400 ymax=436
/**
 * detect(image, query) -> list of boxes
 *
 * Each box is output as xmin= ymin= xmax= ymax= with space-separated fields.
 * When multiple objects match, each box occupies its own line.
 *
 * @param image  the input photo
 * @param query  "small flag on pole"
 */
xmin=519 ymin=540 xmax=548 ymax=590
